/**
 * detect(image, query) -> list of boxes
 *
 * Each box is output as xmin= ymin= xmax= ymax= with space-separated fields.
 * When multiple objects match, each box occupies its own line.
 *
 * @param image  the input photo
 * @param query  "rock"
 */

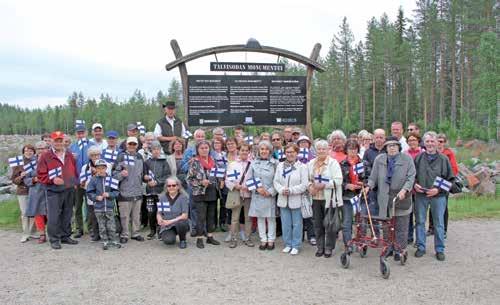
xmin=0 ymin=185 xmax=11 ymax=194
xmin=475 ymin=179 xmax=496 ymax=196
xmin=0 ymin=176 xmax=11 ymax=187
xmin=0 ymin=194 xmax=15 ymax=202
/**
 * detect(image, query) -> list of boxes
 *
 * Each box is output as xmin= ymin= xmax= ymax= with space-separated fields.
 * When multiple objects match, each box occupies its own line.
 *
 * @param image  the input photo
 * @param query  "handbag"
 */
xmin=450 ymin=177 xmax=463 ymax=194
xmin=225 ymin=162 xmax=251 ymax=209
xmin=301 ymin=192 xmax=313 ymax=218
xmin=323 ymin=182 xmax=342 ymax=234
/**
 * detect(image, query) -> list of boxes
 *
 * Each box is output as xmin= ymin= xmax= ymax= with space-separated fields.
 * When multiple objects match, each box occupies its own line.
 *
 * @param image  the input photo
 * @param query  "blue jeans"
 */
xmin=280 ymin=207 xmax=303 ymax=249
xmin=342 ymin=200 xmax=353 ymax=246
xmin=416 ymin=194 xmax=446 ymax=253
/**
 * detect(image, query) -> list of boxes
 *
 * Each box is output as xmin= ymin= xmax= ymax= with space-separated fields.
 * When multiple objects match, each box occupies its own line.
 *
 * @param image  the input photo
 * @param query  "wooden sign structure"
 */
xmin=165 ymin=38 xmax=325 ymax=138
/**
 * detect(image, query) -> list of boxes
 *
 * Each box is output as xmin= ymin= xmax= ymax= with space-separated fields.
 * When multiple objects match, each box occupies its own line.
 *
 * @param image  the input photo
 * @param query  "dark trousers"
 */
xmin=303 ymin=218 xmax=315 ymax=240
xmin=428 ymin=196 xmax=449 ymax=233
xmin=216 ymin=191 xmax=229 ymax=227
xmin=73 ymin=187 xmax=85 ymax=233
xmin=87 ymin=204 xmax=99 ymax=238
xmin=312 ymin=200 xmax=336 ymax=251
xmin=161 ymin=221 xmax=190 ymax=244
xmin=141 ymin=196 xmax=148 ymax=227
xmin=145 ymin=195 xmax=158 ymax=234
xmin=194 ymin=200 xmax=217 ymax=237
xmin=47 ymin=188 xmax=75 ymax=243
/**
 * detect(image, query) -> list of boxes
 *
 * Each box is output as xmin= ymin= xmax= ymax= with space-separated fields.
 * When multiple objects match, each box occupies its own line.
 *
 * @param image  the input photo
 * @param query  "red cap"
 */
xmin=50 ymin=131 xmax=65 ymax=140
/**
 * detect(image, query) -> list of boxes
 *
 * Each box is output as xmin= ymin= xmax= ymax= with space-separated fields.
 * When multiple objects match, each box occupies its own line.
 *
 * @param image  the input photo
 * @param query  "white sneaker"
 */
xmin=224 ymin=232 xmax=232 ymax=242
xmin=30 ymin=234 xmax=40 ymax=239
xmin=290 ymin=248 xmax=299 ymax=255
xmin=239 ymin=231 xmax=247 ymax=241
xmin=20 ymin=235 xmax=30 ymax=243
xmin=282 ymin=246 xmax=292 ymax=253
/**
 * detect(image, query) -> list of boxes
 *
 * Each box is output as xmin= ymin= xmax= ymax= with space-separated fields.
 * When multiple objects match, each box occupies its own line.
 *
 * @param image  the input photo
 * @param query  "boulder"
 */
xmin=0 ymin=194 xmax=15 ymax=202
xmin=0 ymin=176 xmax=11 ymax=187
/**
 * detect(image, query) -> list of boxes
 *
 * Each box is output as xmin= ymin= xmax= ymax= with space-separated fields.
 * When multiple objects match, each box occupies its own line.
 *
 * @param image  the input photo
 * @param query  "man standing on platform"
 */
xmin=153 ymin=101 xmax=186 ymax=155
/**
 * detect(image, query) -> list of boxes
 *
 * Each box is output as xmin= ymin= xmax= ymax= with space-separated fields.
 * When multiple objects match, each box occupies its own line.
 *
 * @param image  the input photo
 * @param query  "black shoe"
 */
xmin=50 ymin=241 xmax=61 ymax=250
xmin=147 ymin=232 xmax=155 ymax=240
xmin=266 ymin=242 xmax=275 ymax=250
xmin=73 ymin=231 xmax=83 ymax=238
xmin=120 ymin=237 xmax=128 ymax=244
xmin=426 ymin=229 xmax=434 ymax=236
xmin=315 ymin=250 xmax=324 ymax=257
xmin=394 ymin=253 xmax=401 ymax=261
xmin=91 ymin=236 xmax=101 ymax=242
xmin=436 ymin=252 xmax=445 ymax=261
xmin=196 ymin=238 xmax=204 ymax=249
xmin=259 ymin=243 xmax=267 ymax=250
xmin=131 ymin=235 xmax=144 ymax=242
xmin=61 ymin=238 xmax=78 ymax=245
xmin=324 ymin=250 xmax=333 ymax=258
xmin=415 ymin=249 xmax=426 ymax=258
xmin=179 ymin=240 xmax=187 ymax=249
xmin=190 ymin=230 xmax=197 ymax=237
xmin=103 ymin=243 xmax=109 ymax=250
xmin=206 ymin=236 xmax=220 ymax=245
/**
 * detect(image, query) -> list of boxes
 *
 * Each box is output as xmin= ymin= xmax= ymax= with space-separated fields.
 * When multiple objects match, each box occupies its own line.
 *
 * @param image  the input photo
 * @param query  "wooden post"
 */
xmin=170 ymin=40 xmax=190 ymax=128
xmin=306 ymin=43 xmax=321 ymax=139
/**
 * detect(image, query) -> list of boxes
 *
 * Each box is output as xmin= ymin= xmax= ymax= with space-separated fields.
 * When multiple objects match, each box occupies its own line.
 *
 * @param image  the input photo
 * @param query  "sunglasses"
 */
xmin=438 ymin=140 xmax=445 ymax=143
xmin=407 ymin=128 xmax=414 ymax=131
xmin=128 ymin=143 xmax=138 ymax=146
xmin=167 ymin=184 xmax=178 ymax=187
xmin=272 ymin=138 xmax=281 ymax=141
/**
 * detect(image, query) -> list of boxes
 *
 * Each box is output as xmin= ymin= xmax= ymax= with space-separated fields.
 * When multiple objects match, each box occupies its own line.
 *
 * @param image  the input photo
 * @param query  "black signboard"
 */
xmin=188 ymin=75 xmax=306 ymax=126
xmin=210 ymin=62 xmax=285 ymax=72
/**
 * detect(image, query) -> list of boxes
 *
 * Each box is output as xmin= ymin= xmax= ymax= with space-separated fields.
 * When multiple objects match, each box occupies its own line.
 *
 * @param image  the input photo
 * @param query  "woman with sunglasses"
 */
xmin=157 ymin=177 xmax=189 ymax=248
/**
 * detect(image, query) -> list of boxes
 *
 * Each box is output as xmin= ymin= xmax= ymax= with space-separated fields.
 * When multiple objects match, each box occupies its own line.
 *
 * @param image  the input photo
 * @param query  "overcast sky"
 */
xmin=0 ymin=0 xmax=416 ymax=108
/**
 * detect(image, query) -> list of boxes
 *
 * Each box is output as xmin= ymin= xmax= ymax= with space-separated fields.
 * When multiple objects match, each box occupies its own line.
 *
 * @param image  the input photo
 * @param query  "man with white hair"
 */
xmin=90 ymin=123 xmax=107 ymax=150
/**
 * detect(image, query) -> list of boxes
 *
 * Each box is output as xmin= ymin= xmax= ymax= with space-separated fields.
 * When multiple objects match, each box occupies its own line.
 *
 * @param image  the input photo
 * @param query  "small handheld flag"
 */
xmin=8 ymin=155 xmax=24 ymax=167
xmin=276 ymin=150 xmax=285 ymax=160
xmin=216 ymin=155 xmax=228 ymax=166
xmin=105 ymin=176 xmax=119 ymax=190
xmin=148 ymin=170 xmax=156 ymax=181
xmin=136 ymin=122 xmax=146 ymax=135
xmin=77 ymin=138 xmax=89 ymax=150
xmin=75 ymin=119 xmax=85 ymax=125
xmin=48 ymin=167 xmax=62 ymax=180
xmin=227 ymin=169 xmax=241 ymax=181
xmin=210 ymin=167 xmax=226 ymax=178
xmin=433 ymin=176 xmax=452 ymax=192
xmin=103 ymin=149 xmax=118 ymax=163
xmin=157 ymin=201 xmax=171 ymax=212
xmin=245 ymin=177 xmax=262 ymax=191
xmin=79 ymin=168 xmax=91 ymax=183
xmin=350 ymin=194 xmax=361 ymax=214
xmin=23 ymin=160 xmax=37 ymax=173
xmin=299 ymin=148 xmax=310 ymax=160
xmin=244 ymin=136 xmax=254 ymax=145
xmin=314 ymin=175 xmax=330 ymax=184
xmin=353 ymin=163 xmax=364 ymax=175
xmin=183 ymin=130 xmax=193 ymax=139
xmin=123 ymin=154 xmax=135 ymax=166
xmin=282 ymin=166 xmax=294 ymax=178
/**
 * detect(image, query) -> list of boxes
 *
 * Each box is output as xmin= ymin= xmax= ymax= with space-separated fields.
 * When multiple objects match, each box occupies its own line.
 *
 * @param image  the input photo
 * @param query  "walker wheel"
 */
xmin=359 ymin=245 xmax=368 ymax=258
xmin=340 ymin=252 xmax=350 ymax=269
xmin=380 ymin=259 xmax=390 ymax=279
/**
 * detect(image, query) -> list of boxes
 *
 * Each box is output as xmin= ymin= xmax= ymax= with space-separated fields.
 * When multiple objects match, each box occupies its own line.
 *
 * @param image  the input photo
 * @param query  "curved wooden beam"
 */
xmin=165 ymin=40 xmax=325 ymax=72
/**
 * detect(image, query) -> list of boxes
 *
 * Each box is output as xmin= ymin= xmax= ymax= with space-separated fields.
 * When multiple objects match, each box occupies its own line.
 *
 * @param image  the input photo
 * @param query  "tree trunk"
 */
xmin=405 ymin=78 xmax=410 ymax=125
xmin=439 ymin=32 xmax=446 ymax=123
xmin=430 ymin=41 xmax=437 ymax=125
xmin=372 ymin=77 xmax=376 ymax=131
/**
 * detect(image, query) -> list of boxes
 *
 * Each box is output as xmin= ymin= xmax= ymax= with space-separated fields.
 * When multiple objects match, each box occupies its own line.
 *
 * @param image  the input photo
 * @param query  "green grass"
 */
xmin=0 ymin=199 xmax=21 ymax=230
xmin=448 ymin=194 xmax=500 ymax=220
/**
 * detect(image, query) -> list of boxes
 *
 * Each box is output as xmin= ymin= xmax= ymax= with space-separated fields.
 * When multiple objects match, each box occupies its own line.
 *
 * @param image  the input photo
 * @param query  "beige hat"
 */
xmin=126 ymin=136 xmax=138 ymax=144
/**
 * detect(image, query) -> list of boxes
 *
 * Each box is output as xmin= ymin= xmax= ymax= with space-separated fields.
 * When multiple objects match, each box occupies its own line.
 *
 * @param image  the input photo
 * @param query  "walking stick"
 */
xmin=361 ymin=187 xmax=377 ymax=240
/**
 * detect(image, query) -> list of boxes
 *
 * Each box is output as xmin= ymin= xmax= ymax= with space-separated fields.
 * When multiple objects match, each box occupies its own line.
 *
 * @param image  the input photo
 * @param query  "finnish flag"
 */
xmin=433 ymin=176 xmax=452 ymax=192
xmin=244 ymin=136 xmax=254 ymax=145
xmin=210 ymin=167 xmax=226 ymax=178
xmin=123 ymin=154 xmax=135 ymax=166
xmin=103 ymin=149 xmax=118 ymax=163
xmin=350 ymin=194 xmax=361 ymax=214
xmin=48 ymin=167 xmax=63 ymax=180
xmin=276 ymin=150 xmax=285 ymax=160
xmin=136 ymin=122 xmax=146 ymax=135
xmin=23 ymin=160 xmax=37 ymax=173
xmin=148 ymin=170 xmax=156 ymax=181
xmin=314 ymin=175 xmax=330 ymax=184
xmin=183 ymin=130 xmax=193 ymax=139
xmin=245 ymin=177 xmax=262 ymax=191
xmin=216 ymin=155 xmax=228 ymax=166
xmin=299 ymin=148 xmax=309 ymax=160
xmin=353 ymin=163 xmax=364 ymax=175
xmin=79 ymin=168 xmax=91 ymax=183
xmin=157 ymin=201 xmax=171 ymax=212
xmin=75 ymin=119 xmax=85 ymax=125
xmin=227 ymin=169 xmax=241 ymax=181
xmin=77 ymin=138 xmax=89 ymax=150
xmin=8 ymin=155 xmax=24 ymax=167
xmin=282 ymin=167 xmax=294 ymax=178
xmin=105 ymin=176 xmax=120 ymax=190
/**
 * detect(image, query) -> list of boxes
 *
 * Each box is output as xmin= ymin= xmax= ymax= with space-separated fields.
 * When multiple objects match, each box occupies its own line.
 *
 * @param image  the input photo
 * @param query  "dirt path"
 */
xmin=1 ymin=220 xmax=499 ymax=305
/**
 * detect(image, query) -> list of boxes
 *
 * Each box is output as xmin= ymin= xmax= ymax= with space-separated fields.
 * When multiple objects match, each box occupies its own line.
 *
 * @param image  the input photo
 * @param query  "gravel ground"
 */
xmin=1 ymin=220 xmax=499 ymax=305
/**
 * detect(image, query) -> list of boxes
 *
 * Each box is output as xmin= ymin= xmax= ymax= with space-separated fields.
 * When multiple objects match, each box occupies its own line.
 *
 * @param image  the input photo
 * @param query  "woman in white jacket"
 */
xmin=274 ymin=143 xmax=309 ymax=255
xmin=307 ymin=140 xmax=343 ymax=258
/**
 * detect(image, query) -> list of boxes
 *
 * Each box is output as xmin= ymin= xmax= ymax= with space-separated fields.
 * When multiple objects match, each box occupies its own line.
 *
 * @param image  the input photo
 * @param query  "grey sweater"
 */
xmin=113 ymin=152 xmax=146 ymax=199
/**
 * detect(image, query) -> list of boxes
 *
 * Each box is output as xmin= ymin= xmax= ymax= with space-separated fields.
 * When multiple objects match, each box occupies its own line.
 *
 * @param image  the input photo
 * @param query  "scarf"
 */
xmin=385 ymin=154 xmax=397 ymax=185
xmin=347 ymin=156 xmax=360 ymax=185
xmin=196 ymin=155 xmax=215 ymax=171
xmin=425 ymin=151 xmax=438 ymax=162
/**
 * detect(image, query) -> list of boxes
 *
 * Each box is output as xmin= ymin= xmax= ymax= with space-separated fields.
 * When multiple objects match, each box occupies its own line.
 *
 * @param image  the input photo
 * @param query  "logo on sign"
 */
xmin=245 ymin=117 xmax=253 ymax=124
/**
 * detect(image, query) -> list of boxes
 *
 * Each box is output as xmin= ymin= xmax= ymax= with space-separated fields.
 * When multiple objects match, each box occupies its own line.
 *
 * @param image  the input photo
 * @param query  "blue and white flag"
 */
xmin=245 ymin=177 xmax=262 ymax=191
xmin=183 ymin=129 xmax=193 ymax=139
xmin=79 ymin=168 xmax=92 ymax=183
xmin=227 ymin=169 xmax=241 ymax=181
xmin=216 ymin=155 xmax=228 ymax=167
xmin=282 ymin=166 xmax=294 ymax=178
xmin=299 ymin=148 xmax=310 ymax=160
xmin=353 ymin=163 xmax=364 ymax=175
xmin=433 ymin=176 xmax=452 ymax=192
xmin=276 ymin=150 xmax=285 ymax=160
xmin=75 ymin=119 xmax=85 ymax=125
xmin=136 ymin=122 xmax=146 ymax=135
xmin=48 ymin=167 xmax=62 ymax=180
xmin=8 ymin=155 xmax=24 ymax=167
xmin=123 ymin=154 xmax=135 ymax=166
xmin=244 ymin=136 xmax=254 ymax=145
xmin=23 ymin=160 xmax=37 ymax=173
xmin=157 ymin=201 xmax=171 ymax=212
xmin=105 ymin=176 xmax=119 ymax=190
xmin=148 ymin=170 xmax=156 ymax=181
xmin=103 ymin=149 xmax=118 ymax=163
xmin=77 ymin=138 xmax=89 ymax=150
xmin=350 ymin=194 xmax=361 ymax=214
xmin=314 ymin=175 xmax=330 ymax=184
xmin=210 ymin=167 xmax=226 ymax=178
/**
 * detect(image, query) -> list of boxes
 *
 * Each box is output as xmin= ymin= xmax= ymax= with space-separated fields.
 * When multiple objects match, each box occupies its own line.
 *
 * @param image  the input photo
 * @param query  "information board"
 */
xmin=188 ymin=75 xmax=306 ymax=126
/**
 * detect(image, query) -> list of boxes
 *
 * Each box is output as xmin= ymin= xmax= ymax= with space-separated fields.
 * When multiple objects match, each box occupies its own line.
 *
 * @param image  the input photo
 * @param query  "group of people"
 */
xmin=10 ymin=101 xmax=458 ymax=263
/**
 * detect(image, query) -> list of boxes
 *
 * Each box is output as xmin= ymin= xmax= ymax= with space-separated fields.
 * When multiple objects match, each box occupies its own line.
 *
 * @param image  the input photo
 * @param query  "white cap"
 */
xmin=126 ymin=137 xmax=138 ymax=144
xmin=92 ymin=123 xmax=103 ymax=130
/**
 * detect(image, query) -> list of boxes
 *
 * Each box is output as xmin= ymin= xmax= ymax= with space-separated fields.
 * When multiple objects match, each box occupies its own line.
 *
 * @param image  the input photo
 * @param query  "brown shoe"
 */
xmin=38 ymin=235 xmax=47 ymax=244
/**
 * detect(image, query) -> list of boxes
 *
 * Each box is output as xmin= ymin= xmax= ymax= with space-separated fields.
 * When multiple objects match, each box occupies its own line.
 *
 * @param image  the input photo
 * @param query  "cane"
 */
xmin=361 ymin=187 xmax=377 ymax=241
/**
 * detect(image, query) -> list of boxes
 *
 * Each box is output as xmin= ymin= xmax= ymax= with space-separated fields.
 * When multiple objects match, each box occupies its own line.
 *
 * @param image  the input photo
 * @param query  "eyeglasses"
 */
xmin=407 ymin=128 xmax=414 ymax=131
xmin=438 ymin=140 xmax=445 ymax=143
xmin=285 ymin=150 xmax=297 ymax=154
xmin=272 ymin=138 xmax=281 ymax=141
xmin=166 ymin=184 xmax=178 ymax=188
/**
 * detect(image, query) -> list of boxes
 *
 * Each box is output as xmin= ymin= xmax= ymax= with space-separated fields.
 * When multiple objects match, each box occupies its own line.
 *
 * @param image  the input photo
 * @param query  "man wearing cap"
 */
xmin=69 ymin=123 xmax=95 ymax=238
xmin=291 ymin=128 xmax=302 ymax=143
xmin=119 ymin=123 xmax=143 ymax=151
xmin=153 ymin=101 xmax=186 ymax=155
xmin=104 ymin=131 xmax=120 ymax=152
xmin=90 ymin=123 xmax=107 ymax=150
xmin=113 ymin=136 xmax=148 ymax=243
xmin=37 ymin=131 xmax=79 ymax=249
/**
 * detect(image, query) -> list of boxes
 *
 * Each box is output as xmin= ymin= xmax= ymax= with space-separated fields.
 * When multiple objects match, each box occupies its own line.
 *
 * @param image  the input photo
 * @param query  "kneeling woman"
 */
xmin=157 ymin=177 xmax=190 ymax=249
